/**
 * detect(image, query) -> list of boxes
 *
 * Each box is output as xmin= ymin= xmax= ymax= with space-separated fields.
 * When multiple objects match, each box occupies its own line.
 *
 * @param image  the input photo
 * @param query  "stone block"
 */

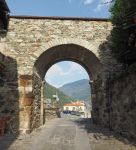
xmin=22 ymin=97 xmax=33 ymax=106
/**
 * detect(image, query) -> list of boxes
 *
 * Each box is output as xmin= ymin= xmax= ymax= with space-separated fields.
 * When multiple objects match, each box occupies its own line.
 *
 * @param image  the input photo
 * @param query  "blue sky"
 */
xmin=7 ymin=0 xmax=111 ymax=18
xmin=45 ymin=61 xmax=89 ymax=88
xmin=6 ymin=0 xmax=111 ymax=87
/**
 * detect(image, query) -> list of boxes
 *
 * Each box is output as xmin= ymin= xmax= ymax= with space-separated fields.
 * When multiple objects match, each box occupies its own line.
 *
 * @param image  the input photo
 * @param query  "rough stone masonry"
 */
xmin=0 ymin=16 xmax=135 ymax=140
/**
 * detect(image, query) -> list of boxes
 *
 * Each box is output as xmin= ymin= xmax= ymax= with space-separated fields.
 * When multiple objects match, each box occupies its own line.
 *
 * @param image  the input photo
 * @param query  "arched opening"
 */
xmin=44 ymin=60 xmax=92 ymax=121
xmin=34 ymin=44 xmax=101 ymax=80
xmin=31 ymin=44 xmax=102 ymax=131
xmin=45 ymin=61 xmax=90 ymax=88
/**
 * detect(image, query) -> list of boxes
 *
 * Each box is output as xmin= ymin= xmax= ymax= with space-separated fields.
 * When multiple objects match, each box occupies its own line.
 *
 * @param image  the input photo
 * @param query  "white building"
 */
xmin=63 ymin=101 xmax=86 ymax=112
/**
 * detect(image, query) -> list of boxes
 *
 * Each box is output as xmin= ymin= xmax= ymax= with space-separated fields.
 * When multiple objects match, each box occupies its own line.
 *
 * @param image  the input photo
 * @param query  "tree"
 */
xmin=109 ymin=0 xmax=136 ymax=63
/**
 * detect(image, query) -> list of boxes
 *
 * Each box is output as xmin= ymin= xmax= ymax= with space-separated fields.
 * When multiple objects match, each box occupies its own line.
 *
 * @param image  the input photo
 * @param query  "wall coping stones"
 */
xmin=10 ymin=15 xmax=109 ymax=22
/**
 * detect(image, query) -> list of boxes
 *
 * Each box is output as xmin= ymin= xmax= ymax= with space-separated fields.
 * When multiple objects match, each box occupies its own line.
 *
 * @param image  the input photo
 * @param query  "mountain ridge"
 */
xmin=44 ymin=82 xmax=76 ymax=106
xmin=59 ymin=79 xmax=91 ymax=105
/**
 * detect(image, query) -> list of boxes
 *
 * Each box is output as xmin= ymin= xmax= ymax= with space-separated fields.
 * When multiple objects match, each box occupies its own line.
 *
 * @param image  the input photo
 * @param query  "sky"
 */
xmin=6 ymin=0 xmax=111 ymax=18
xmin=45 ymin=61 xmax=89 ymax=88
xmin=6 ymin=0 xmax=111 ymax=88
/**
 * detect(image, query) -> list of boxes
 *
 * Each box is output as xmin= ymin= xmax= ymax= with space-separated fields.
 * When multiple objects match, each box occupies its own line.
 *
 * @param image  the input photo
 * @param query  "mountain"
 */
xmin=59 ymin=79 xmax=91 ymax=106
xmin=44 ymin=82 xmax=75 ymax=106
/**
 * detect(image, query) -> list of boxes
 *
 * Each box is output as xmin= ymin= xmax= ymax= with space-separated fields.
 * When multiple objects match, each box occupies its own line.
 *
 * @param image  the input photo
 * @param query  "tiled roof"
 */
xmin=64 ymin=101 xmax=85 ymax=106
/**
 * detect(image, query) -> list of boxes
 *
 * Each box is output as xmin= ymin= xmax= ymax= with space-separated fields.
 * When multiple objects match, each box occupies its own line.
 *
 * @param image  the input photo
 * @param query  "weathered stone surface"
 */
xmin=110 ymin=73 xmax=136 ymax=140
xmin=2 ymin=18 xmax=112 ymax=76
xmin=31 ymin=74 xmax=42 ymax=131
xmin=0 ymin=50 xmax=19 ymax=134
xmin=44 ymin=108 xmax=60 ymax=122
xmin=19 ymin=106 xmax=32 ymax=134
xmin=0 ymin=17 xmax=135 ymax=142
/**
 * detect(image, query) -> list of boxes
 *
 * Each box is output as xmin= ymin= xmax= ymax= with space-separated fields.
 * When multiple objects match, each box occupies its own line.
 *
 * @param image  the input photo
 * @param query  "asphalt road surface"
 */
xmin=0 ymin=115 xmax=135 ymax=150
xmin=30 ymin=116 xmax=91 ymax=150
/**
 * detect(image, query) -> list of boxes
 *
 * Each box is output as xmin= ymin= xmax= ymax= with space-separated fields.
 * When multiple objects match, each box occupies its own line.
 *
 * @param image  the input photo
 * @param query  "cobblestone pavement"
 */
xmin=0 ymin=116 xmax=136 ymax=150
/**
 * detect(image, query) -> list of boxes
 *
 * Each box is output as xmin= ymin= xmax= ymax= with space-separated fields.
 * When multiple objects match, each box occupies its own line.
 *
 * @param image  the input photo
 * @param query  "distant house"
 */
xmin=63 ymin=101 xmax=86 ymax=112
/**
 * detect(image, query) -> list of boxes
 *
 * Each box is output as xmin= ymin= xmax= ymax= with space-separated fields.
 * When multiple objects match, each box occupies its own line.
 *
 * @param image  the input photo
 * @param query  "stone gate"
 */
xmin=0 ymin=16 xmax=114 ymax=133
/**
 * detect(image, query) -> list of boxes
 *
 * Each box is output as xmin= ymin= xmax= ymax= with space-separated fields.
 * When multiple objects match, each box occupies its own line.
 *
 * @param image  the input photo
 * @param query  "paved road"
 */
xmin=30 ymin=116 xmax=91 ymax=150
xmin=1 ymin=115 xmax=135 ymax=150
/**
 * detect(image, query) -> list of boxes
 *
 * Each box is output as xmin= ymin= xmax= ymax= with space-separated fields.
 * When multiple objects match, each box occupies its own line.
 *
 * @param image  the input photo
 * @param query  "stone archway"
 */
xmin=30 ymin=44 xmax=104 ymax=131
xmin=34 ymin=44 xmax=101 ymax=80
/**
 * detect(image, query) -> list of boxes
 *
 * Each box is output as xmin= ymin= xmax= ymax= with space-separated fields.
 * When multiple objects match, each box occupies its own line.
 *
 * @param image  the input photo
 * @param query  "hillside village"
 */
xmin=43 ymin=80 xmax=92 ymax=120
xmin=44 ymin=82 xmax=91 ymax=120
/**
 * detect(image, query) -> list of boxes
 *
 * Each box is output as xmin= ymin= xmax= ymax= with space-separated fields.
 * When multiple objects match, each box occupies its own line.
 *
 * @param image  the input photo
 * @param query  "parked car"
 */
xmin=76 ymin=111 xmax=81 ymax=116
xmin=63 ymin=110 xmax=71 ymax=114
xmin=70 ymin=111 xmax=77 ymax=115
xmin=70 ymin=111 xmax=81 ymax=116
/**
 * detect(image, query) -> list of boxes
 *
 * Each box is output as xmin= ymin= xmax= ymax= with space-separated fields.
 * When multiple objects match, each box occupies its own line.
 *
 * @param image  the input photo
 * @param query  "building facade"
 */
xmin=63 ymin=101 xmax=86 ymax=112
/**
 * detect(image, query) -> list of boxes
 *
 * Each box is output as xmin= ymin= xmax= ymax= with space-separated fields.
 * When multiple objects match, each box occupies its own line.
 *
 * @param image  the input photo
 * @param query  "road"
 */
xmin=0 ymin=114 xmax=136 ymax=150
xmin=28 ymin=116 xmax=91 ymax=150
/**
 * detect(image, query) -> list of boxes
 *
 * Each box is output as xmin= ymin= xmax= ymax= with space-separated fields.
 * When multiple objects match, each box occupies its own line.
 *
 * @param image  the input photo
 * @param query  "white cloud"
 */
xmin=67 ymin=0 xmax=94 ymax=5
xmin=46 ymin=62 xmax=85 ymax=79
xmin=45 ymin=64 xmax=67 ymax=78
xmin=68 ymin=62 xmax=85 ymax=75
xmin=45 ymin=62 xmax=89 ymax=88
xmin=94 ymin=0 xmax=109 ymax=12
xmin=94 ymin=4 xmax=103 ymax=12
xmin=83 ymin=0 xmax=94 ymax=5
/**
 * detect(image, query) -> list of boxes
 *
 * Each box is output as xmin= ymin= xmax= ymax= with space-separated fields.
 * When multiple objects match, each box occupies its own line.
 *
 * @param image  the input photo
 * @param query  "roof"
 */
xmin=0 ymin=0 xmax=10 ymax=12
xmin=64 ymin=101 xmax=85 ymax=107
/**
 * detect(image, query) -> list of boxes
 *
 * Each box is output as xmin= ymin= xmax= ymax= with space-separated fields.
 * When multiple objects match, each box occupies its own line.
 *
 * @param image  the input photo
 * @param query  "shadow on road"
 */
xmin=73 ymin=118 xmax=136 ymax=147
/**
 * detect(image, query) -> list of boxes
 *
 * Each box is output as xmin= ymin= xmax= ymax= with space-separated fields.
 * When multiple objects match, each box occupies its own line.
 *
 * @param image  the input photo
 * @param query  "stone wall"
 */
xmin=0 ymin=17 xmax=115 ymax=134
xmin=0 ymin=45 xmax=19 ymax=134
xmin=109 ymin=72 xmax=136 ymax=140
xmin=2 ymin=18 xmax=112 ymax=76
xmin=0 ymin=17 xmax=135 ymax=141
xmin=31 ymin=74 xmax=42 ymax=131
xmin=44 ymin=108 xmax=60 ymax=122
xmin=92 ymin=76 xmax=109 ymax=128
xmin=19 ymin=75 xmax=33 ymax=134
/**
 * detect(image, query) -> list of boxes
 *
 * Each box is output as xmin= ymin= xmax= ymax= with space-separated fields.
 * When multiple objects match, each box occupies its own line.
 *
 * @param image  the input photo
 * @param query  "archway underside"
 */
xmin=34 ymin=44 xmax=102 ymax=80
xmin=31 ymin=44 xmax=104 ymax=132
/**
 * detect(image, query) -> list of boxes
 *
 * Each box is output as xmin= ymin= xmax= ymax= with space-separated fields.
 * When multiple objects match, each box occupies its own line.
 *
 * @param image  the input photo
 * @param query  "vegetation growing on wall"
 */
xmin=110 ymin=0 xmax=136 ymax=64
